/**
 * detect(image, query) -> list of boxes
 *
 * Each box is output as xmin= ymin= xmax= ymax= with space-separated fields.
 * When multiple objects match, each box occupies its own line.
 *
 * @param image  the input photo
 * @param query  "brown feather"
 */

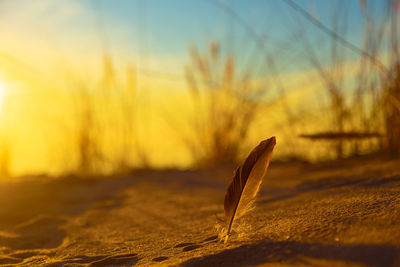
xmin=224 ymin=136 xmax=276 ymax=238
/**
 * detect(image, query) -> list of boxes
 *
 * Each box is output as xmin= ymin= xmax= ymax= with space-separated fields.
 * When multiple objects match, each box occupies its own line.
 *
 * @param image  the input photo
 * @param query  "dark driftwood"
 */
xmin=299 ymin=132 xmax=382 ymax=140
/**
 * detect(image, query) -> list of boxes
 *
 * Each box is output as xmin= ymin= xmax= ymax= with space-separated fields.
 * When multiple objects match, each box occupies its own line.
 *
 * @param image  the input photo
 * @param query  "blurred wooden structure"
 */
xmin=300 ymin=131 xmax=382 ymax=159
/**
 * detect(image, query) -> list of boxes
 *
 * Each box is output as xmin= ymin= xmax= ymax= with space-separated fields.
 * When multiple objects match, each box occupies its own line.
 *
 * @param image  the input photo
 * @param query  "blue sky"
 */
xmin=83 ymin=0 xmax=389 ymax=78
xmin=89 ymin=0 xmax=368 ymax=52
xmin=0 ymin=0 xmax=393 ymax=82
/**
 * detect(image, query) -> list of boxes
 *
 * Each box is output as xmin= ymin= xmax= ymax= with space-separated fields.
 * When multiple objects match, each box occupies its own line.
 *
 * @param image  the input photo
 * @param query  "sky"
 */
xmin=0 ymin=0 xmax=394 ymax=176
xmin=0 ymin=0 xmax=380 ymax=79
xmin=90 ymin=0 xmax=373 ymax=63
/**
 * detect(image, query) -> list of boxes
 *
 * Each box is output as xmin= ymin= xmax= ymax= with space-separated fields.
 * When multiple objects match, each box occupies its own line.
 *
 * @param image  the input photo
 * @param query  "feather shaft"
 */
xmin=224 ymin=136 xmax=276 ymax=239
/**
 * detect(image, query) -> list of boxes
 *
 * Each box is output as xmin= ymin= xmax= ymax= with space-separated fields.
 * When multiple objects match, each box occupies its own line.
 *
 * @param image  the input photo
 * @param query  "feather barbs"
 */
xmin=223 ymin=137 xmax=276 ymax=241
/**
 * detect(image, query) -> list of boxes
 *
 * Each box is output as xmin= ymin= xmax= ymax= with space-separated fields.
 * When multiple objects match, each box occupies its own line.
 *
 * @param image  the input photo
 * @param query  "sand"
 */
xmin=0 ymin=155 xmax=399 ymax=266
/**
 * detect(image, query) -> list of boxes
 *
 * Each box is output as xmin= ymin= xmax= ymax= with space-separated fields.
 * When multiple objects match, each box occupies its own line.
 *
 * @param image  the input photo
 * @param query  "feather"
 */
xmin=224 ymin=136 xmax=276 ymax=240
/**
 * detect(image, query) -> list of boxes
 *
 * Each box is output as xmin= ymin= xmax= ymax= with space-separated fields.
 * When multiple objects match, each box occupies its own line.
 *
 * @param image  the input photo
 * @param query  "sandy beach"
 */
xmin=0 ymin=155 xmax=399 ymax=266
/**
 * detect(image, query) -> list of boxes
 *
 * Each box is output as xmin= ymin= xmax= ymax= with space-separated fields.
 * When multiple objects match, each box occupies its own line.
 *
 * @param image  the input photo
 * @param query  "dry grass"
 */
xmin=68 ymin=52 xmax=145 ymax=176
xmin=292 ymin=0 xmax=400 ymax=159
xmin=184 ymin=42 xmax=267 ymax=167
xmin=383 ymin=63 xmax=400 ymax=155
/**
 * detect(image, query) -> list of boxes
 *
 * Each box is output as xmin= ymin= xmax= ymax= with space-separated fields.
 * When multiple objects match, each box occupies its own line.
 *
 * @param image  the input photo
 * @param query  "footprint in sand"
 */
xmin=182 ymin=245 xmax=203 ymax=252
xmin=174 ymin=242 xmax=203 ymax=251
xmin=168 ymin=235 xmax=219 ymax=254
xmin=201 ymin=235 xmax=218 ymax=242
xmin=174 ymin=242 xmax=195 ymax=248
xmin=152 ymin=256 xmax=169 ymax=262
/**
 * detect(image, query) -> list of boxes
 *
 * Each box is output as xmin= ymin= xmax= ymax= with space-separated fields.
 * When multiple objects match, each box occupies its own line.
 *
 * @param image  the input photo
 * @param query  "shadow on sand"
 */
xmin=259 ymin=175 xmax=400 ymax=205
xmin=182 ymin=240 xmax=400 ymax=267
